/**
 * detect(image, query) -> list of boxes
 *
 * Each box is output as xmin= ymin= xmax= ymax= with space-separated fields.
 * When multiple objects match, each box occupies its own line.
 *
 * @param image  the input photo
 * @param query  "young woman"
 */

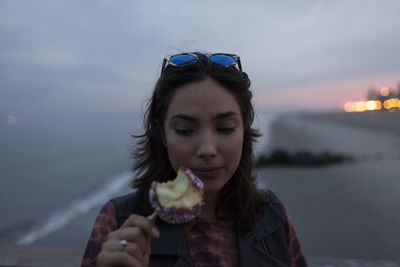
xmin=82 ymin=52 xmax=308 ymax=267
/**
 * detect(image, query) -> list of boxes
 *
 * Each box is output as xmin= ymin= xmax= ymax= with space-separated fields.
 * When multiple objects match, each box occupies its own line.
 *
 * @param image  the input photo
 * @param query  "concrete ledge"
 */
xmin=308 ymin=257 xmax=400 ymax=267
xmin=0 ymin=245 xmax=399 ymax=267
xmin=0 ymin=245 xmax=82 ymax=267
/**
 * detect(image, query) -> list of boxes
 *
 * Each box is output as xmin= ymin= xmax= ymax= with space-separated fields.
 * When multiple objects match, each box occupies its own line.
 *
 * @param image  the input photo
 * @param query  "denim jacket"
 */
xmin=111 ymin=190 xmax=290 ymax=267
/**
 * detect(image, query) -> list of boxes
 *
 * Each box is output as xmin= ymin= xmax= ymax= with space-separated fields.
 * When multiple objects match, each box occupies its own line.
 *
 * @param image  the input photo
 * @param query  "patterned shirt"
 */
xmin=81 ymin=200 xmax=307 ymax=267
xmin=81 ymin=202 xmax=117 ymax=267
xmin=183 ymin=218 xmax=239 ymax=267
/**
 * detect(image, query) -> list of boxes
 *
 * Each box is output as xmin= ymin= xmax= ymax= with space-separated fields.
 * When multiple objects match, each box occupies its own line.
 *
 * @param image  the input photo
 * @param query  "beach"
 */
xmin=1 ymin=111 xmax=400 ymax=266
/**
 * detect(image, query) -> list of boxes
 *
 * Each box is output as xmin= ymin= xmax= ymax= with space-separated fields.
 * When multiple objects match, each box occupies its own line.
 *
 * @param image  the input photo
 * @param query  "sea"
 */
xmin=0 ymin=112 xmax=141 ymax=246
xmin=1 ymin=110 xmax=399 ymax=265
xmin=0 ymin=110 xmax=277 ymax=247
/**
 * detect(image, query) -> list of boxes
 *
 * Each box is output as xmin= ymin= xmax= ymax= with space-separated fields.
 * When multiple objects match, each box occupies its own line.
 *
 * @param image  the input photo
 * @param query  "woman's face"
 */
xmin=163 ymin=77 xmax=244 ymax=193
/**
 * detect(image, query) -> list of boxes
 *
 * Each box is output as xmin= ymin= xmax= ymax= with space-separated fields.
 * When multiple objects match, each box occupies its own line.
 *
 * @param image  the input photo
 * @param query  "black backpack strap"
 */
xmin=263 ymin=189 xmax=287 ymax=223
xmin=111 ymin=190 xmax=153 ymax=228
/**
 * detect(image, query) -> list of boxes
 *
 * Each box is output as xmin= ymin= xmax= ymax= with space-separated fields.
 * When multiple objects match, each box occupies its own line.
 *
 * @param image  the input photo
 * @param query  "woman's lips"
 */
xmin=192 ymin=167 xmax=223 ymax=179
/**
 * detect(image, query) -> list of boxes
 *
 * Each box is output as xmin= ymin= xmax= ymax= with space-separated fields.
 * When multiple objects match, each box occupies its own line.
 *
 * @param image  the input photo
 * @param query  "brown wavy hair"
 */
xmin=131 ymin=53 xmax=267 ymax=230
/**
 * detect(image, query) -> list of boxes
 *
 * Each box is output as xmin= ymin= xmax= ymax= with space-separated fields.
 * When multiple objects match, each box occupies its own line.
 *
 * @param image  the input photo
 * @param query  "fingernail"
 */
xmin=152 ymin=227 xmax=160 ymax=238
xmin=147 ymin=211 xmax=157 ymax=222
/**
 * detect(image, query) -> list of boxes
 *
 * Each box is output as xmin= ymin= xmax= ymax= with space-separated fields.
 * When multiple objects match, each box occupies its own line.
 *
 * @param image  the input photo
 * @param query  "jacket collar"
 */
xmin=235 ymin=203 xmax=289 ymax=267
xmin=245 ymin=208 xmax=287 ymax=242
xmin=236 ymin=225 xmax=289 ymax=267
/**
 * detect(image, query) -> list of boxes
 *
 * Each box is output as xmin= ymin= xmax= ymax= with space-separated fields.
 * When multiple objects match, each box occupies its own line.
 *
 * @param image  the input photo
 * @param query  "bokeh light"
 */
xmin=380 ymin=86 xmax=390 ymax=97
xmin=344 ymin=100 xmax=385 ymax=112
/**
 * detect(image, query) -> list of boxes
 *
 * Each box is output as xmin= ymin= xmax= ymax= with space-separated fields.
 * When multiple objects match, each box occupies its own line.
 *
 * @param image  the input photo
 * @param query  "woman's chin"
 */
xmin=203 ymin=182 xmax=225 ymax=194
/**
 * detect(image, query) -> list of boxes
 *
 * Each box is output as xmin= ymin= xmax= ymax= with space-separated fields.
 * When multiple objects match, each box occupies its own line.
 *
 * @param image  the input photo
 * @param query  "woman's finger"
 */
xmin=121 ymin=214 xmax=160 ymax=238
xmin=98 ymin=214 xmax=160 ymax=267
xmin=97 ymin=250 xmax=144 ymax=267
xmin=147 ymin=211 xmax=158 ymax=222
xmin=115 ymin=227 xmax=148 ymax=257
xmin=147 ymin=211 xmax=160 ymax=238
xmin=101 ymin=239 xmax=145 ymax=264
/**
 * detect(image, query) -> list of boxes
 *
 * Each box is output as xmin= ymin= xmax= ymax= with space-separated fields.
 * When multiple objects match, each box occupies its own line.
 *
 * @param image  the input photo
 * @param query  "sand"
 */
xmin=256 ymin=111 xmax=400 ymax=262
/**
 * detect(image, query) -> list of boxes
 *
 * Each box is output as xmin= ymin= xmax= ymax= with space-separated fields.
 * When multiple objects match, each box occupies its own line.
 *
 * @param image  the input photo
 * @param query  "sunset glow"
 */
xmin=254 ymin=73 xmax=400 ymax=111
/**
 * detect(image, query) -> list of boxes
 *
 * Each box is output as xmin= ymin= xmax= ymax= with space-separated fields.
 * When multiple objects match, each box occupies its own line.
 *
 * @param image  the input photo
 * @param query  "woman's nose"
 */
xmin=196 ymin=131 xmax=217 ymax=159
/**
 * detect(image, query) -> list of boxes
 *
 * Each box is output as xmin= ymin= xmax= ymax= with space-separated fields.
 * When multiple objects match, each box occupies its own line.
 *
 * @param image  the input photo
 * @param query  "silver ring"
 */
xmin=120 ymin=239 xmax=128 ymax=251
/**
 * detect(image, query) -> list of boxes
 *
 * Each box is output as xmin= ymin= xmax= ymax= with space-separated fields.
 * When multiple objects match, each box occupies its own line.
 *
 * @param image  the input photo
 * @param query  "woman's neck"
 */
xmin=199 ymin=191 xmax=218 ymax=219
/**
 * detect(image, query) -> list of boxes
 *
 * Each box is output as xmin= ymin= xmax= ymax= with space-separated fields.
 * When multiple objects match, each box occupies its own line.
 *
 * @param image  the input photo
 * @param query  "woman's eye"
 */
xmin=217 ymin=127 xmax=235 ymax=134
xmin=175 ymin=129 xmax=193 ymax=136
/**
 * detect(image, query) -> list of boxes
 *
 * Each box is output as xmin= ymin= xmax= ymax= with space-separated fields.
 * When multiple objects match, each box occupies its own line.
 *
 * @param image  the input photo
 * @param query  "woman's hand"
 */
xmin=97 ymin=212 xmax=159 ymax=267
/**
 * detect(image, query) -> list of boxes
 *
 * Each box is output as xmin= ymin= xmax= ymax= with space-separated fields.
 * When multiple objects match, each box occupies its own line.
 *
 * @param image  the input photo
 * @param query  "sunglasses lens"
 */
xmin=169 ymin=54 xmax=197 ymax=66
xmin=209 ymin=54 xmax=236 ymax=66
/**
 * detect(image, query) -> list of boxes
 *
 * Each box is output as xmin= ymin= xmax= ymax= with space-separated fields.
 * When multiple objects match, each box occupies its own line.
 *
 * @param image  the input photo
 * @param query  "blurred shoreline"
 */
xmin=257 ymin=111 xmax=400 ymax=262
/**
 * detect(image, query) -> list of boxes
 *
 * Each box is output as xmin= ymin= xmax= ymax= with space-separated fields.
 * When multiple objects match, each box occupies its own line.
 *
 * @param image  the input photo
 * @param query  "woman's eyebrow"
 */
xmin=170 ymin=114 xmax=197 ymax=122
xmin=170 ymin=111 xmax=239 ymax=122
xmin=214 ymin=111 xmax=239 ymax=120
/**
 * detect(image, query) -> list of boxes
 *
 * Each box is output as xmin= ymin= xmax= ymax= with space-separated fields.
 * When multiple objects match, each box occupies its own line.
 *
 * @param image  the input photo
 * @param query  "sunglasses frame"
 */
xmin=161 ymin=53 xmax=242 ymax=75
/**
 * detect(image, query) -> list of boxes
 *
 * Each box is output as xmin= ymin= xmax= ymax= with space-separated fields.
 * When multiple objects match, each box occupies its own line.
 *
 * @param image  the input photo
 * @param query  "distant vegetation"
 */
xmin=255 ymin=149 xmax=355 ymax=168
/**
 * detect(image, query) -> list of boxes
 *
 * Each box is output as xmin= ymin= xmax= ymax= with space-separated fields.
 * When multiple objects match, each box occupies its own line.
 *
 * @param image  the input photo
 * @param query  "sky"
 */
xmin=1 ymin=0 xmax=400 ymax=124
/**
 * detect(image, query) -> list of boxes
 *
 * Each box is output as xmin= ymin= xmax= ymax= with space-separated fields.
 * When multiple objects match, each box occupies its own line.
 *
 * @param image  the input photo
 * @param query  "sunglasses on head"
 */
xmin=161 ymin=53 xmax=242 ymax=75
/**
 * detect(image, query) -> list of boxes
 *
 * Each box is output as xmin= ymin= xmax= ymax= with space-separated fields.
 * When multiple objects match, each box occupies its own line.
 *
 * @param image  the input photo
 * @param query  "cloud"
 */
xmin=1 ymin=0 xmax=400 ymax=115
